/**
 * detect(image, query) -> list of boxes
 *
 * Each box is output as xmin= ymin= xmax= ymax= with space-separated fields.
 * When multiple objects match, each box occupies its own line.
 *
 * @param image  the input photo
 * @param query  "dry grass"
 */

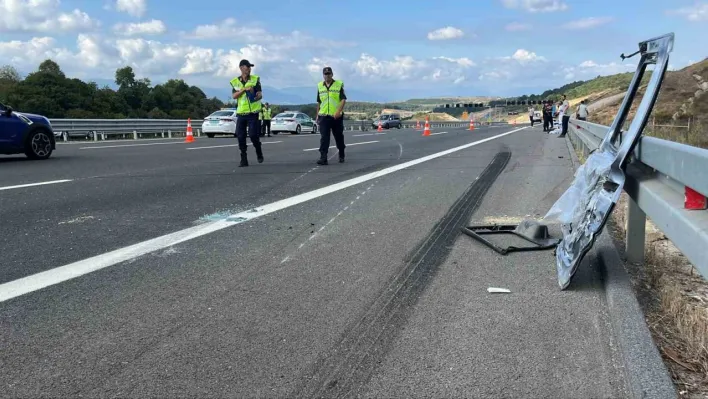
xmin=608 ymin=193 xmax=708 ymax=398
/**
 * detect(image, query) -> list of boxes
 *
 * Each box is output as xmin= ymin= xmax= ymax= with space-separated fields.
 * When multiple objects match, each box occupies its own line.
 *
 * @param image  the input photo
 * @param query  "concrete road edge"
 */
xmin=563 ymin=137 xmax=678 ymax=399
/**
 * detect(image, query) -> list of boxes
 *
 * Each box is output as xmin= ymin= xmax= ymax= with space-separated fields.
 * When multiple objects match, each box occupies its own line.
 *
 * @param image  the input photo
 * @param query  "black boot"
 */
xmin=255 ymin=144 xmax=264 ymax=163
xmin=339 ymin=148 xmax=345 ymax=163
xmin=239 ymin=152 xmax=248 ymax=167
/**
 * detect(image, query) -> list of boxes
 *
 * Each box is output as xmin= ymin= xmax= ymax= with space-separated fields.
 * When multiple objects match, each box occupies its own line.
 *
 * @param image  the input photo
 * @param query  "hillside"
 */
xmin=588 ymin=59 xmax=708 ymax=148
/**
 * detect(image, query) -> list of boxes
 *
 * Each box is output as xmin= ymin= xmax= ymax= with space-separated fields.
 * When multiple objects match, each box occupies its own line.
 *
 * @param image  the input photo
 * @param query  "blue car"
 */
xmin=0 ymin=102 xmax=56 ymax=160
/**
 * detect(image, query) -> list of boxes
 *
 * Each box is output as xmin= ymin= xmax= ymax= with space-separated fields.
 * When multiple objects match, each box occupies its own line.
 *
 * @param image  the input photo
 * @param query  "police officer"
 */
xmin=261 ymin=102 xmax=272 ymax=137
xmin=230 ymin=59 xmax=264 ymax=167
xmin=315 ymin=66 xmax=347 ymax=165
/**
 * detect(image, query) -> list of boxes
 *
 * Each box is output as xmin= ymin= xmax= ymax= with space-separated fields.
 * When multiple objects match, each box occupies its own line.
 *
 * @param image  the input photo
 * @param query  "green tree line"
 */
xmin=0 ymin=59 xmax=226 ymax=119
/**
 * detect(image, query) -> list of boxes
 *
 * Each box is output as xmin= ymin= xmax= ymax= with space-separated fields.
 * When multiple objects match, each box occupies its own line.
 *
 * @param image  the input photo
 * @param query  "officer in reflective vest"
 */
xmin=261 ymin=102 xmax=272 ymax=137
xmin=230 ymin=59 xmax=264 ymax=167
xmin=315 ymin=66 xmax=347 ymax=165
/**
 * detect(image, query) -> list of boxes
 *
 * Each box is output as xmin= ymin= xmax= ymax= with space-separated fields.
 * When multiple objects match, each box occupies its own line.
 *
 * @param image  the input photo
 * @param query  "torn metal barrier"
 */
xmin=543 ymin=32 xmax=675 ymax=290
xmin=461 ymin=219 xmax=561 ymax=255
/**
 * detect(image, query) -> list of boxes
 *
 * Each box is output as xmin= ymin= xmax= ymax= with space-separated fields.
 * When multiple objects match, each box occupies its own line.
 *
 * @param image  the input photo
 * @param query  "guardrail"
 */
xmin=567 ymin=118 xmax=708 ymax=278
xmin=48 ymin=118 xmax=512 ymax=141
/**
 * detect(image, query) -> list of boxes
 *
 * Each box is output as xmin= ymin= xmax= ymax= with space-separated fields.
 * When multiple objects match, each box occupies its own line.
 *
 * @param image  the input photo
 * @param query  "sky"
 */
xmin=1 ymin=0 xmax=707 ymax=102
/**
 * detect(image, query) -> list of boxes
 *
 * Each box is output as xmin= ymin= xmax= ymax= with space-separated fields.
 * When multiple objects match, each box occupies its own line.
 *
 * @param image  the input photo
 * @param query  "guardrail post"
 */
xmin=93 ymin=131 xmax=98 ymax=142
xmin=625 ymin=197 xmax=646 ymax=264
xmin=133 ymin=130 xmax=137 ymax=140
xmin=168 ymin=130 xmax=172 ymax=138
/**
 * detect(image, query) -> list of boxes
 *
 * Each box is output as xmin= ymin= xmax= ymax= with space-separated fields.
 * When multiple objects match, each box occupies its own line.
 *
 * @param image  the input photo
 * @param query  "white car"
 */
xmin=271 ymin=112 xmax=318 ymax=135
xmin=202 ymin=109 xmax=238 ymax=138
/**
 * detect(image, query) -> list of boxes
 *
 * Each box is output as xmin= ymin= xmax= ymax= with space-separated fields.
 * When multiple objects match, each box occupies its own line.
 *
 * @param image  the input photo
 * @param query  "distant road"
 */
xmin=1 ymin=124 xmax=627 ymax=397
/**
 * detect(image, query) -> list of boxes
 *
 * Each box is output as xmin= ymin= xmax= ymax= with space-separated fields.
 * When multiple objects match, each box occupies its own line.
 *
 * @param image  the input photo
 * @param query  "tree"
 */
xmin=38 ymin=59 xmax=65 ymax=77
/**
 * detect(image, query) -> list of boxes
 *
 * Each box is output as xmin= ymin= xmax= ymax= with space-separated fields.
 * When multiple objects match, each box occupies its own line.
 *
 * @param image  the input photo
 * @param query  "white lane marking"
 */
xmin=352 ymin=133 xmax=387 ymax=137
xmin=430 ymin=131 xmax=449 ymax=136
xmin=187 ymin=141 xmax=282 ymax=150
xmin=79 ymin=142 xmax=188 ymax=150
xmin=0 ymin=127 xmax=528 ymax=303
xmin=303 ymin=140 xmax=379 ymax=152
xmin=0 ymin=179 xmax=73 ymax=191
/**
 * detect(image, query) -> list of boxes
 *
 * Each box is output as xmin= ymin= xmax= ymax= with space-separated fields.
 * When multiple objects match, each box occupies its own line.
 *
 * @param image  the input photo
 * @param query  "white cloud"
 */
xmin=0 ymin=0 xmax=99 ymax=33
xmin=183 ymin=18 xmax=355 ymax=53
xmin=501 ymin=0 xmax=568 ymax=13
xmin=560 ymin=60 xmax=636 ymax=81
xmin=427 ymin=26 xmax=465 ymax=40
xmin=505 ymin=22 xmax=532 ymax=31
xmin=113 ymin=19 xmax=166 ymax=36
xmin=668 ymin=2 xmax=708 ymax=21
xmin=506 ymin=49 xmax=546 ymax=63
xmin=561 ymin=16 xmax=614 ymax=30
xmin=115 ymin=0 xmax=147 ymax=18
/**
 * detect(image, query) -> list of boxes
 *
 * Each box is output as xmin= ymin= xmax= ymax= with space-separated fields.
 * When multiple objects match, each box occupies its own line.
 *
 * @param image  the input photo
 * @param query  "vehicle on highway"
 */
xmin=532 ymin=111 xmax=542 ymax=123
xmin=372 ymin=113 xmax=402 ymax=129
xmin=202 ymin=109 xmax=238 ymax=138
xmin=271 ymin=112 xmax=318 ymax=134
xmin=0 ymin=102 xmax=56 ymax=160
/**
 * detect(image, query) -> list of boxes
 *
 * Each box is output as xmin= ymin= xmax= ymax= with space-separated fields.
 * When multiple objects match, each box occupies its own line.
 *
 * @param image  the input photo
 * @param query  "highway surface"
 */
xmin=0 ymin=124 xmax=628 ymax=397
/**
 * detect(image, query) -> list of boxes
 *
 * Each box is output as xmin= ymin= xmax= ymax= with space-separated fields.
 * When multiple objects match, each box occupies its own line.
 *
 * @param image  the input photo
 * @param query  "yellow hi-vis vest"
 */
xmin=318 ymin=80 xmax=343 ymax=116
xmin=230 ymin=74 xmax=262 ymax=115
xmin=262 ymin=107 xmax=272 ymax=120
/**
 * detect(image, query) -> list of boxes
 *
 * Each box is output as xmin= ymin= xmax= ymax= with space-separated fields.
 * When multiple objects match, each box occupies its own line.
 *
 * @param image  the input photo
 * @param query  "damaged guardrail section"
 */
xmin=567 ymin=115 xmax=708 ymax=280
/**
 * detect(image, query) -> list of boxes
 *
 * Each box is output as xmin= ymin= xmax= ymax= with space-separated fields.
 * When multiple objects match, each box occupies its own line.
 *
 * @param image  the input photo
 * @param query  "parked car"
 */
xmin=372 ymin=113 xmax=402 ymax=129
xmin=271 ymin=112 xmax=318 ymax=134
xmin=202 ymin=108 xmax=238 ymax=138
xmin=0 ymin=103 xmax=56 ymax=160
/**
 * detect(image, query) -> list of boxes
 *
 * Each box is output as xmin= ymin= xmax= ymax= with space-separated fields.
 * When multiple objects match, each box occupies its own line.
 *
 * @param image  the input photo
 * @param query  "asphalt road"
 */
xmin=0 ymin=124 xmax=627 ymax=397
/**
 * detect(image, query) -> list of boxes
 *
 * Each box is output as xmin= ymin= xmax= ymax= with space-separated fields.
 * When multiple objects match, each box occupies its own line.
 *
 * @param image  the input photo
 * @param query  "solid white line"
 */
xmin=430 ymin=131 xmax=449 ymax=135
xmin=79 ymin=142 xmax=190 ymax=149
xmin=187 ymin=141 xmax=282 ymax=150
xmin=0 ymin=126 xmax=527 ymax=303
xmin=0 ymin=179 xmax=73 ymax=191
xmin=352 ymin=133 xmax=387 ymax=137
xmin=303 ymin=140 xmax=379 ymax=152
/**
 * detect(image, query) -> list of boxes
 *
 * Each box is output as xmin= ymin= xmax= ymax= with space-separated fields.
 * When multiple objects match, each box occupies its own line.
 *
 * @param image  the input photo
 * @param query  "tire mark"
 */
xmin=292 ymin=150 xmax=512 ymax=398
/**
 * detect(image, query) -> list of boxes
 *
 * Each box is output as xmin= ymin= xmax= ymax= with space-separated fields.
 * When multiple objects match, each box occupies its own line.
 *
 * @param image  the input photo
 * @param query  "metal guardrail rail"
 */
xmin=567 ymin=118 xmax=708 ymax=278
xmin=48 ymin=118 xmax=511 ymax=141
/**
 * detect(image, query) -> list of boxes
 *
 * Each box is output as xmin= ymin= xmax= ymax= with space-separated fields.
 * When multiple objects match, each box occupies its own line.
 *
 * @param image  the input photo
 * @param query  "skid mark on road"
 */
xmin=281 ymin=182 xmax=376 ymax=264
xmin=293 ymin=151 xmax=513 ymax=398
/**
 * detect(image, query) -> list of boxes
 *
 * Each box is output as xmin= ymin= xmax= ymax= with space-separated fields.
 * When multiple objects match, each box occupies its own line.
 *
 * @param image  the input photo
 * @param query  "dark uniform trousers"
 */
xmin=261 ymin=119 xmax=271 ymax=136
xmin=318 ymin=115 xmax=346 ymax=158
xmin=236 ymin=112 xmax=263 ymax=155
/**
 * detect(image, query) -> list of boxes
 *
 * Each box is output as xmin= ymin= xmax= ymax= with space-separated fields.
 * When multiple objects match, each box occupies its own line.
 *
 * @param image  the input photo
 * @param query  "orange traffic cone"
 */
xmin=377 ymin=120 xmax=383 ymax=132
xmin=185 ymin=118 xmax=194 ymax=143
xmin=422 ymin=116 xmax=431 ymax=136
xmin=468 ymin=118 xmax=475 ymax=131
xmin=415 ymin=120 xmax=421 ymax=130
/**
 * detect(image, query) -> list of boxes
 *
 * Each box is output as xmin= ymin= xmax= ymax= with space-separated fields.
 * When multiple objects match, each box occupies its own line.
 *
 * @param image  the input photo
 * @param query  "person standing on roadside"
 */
xmin=315 ymin=66 xmax=347 ymax=165
xmin=260 ymin=102 xmax=272 ymax=137
xmin=576 ymin=99 xmax=589 ymax=121
xmin=528 ymin=104 xmax=535 ymax=127
xmin=230 ymin=59 xmax=264 ymax=167
xmin=558 ymin=94 xmax=570 ymax=137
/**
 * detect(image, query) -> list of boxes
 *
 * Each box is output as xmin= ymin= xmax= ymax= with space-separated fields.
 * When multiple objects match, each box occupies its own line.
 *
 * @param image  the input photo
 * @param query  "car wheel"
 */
xmin=397 ymin=124 xmax=401 ymax=129
xmin=25 ymin=129 xmax=53 ymax=160
xmin=207 ymin=133 xmax=215 ymax=138
xmin=312 ymin=124 xmax=317 ymax=134
xmin=295 ymin=125 xmax=301 ymax=134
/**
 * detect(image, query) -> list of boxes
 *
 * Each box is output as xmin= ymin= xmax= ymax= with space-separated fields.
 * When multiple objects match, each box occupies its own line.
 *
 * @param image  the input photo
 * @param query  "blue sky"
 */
xmin=1 ymin=0 xmax=706 ymax=102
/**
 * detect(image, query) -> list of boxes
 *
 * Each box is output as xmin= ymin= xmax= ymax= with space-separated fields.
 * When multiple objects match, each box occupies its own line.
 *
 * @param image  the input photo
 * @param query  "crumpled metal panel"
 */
xmin=544 ymin=33 xmax=675 ymax=290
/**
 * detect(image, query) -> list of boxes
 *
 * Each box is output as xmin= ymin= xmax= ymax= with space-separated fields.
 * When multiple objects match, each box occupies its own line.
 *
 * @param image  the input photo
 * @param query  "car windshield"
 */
xmin=278 ymin=113 xmax=295 ymax=118
xmin=210 ymin=111 xmax=234 ymax=117
xmin=379 ymin=115 xmax=389 ymax=120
